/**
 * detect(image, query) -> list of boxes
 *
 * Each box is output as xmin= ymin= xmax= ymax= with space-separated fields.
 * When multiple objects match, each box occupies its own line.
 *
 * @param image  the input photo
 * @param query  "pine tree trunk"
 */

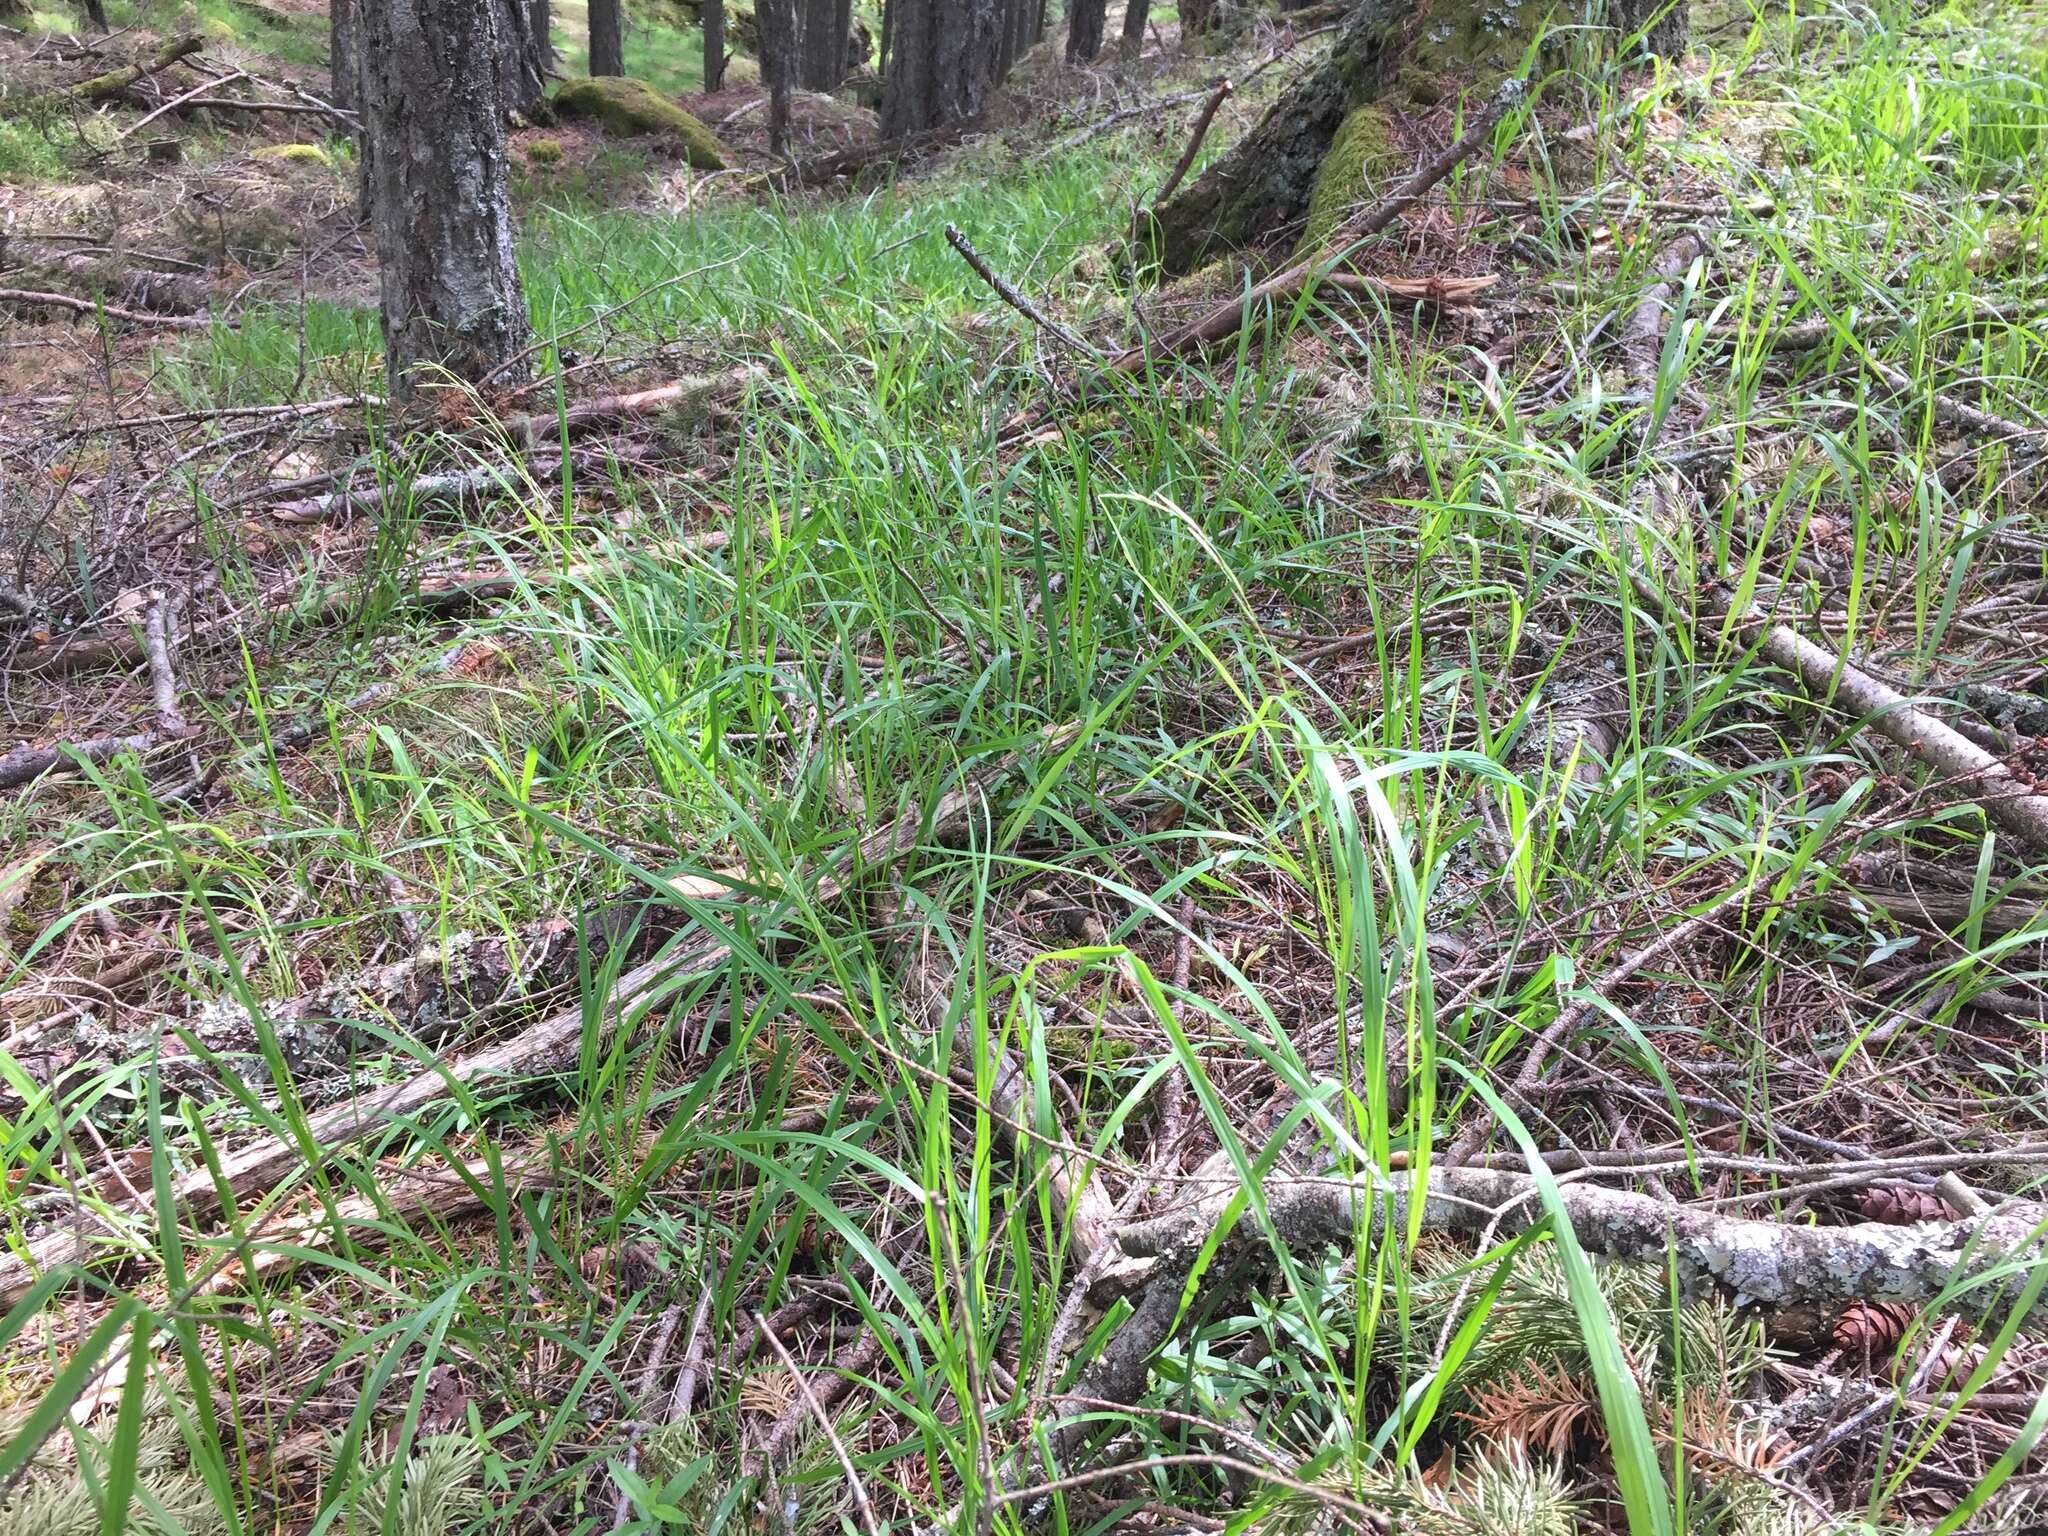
xmin=704 ymin=0 xmax=726 ymax=87
xmin=1065 ymin=0 xmax=1104 ymax=63
xmin=756 ymin=0 xmax=798 ymax=152
xmin=880 ymin=0 xmax=998 ymax=138
xmin=797 ymin=0 xmax=846 ymax=89
xmin=1117 ymin=0 xmax=1147 ymax=62
xmin=359 ymin=0 xmax=532 ymax=398
xmin=496 ymin=0 xmax=547 ymax=114
xmin=1143 ymin=0 xmax=1687 ymax=275
xmin=330 ymin=0 xmax=357 ymax=110
xmin=77 ymin=0 xmax=107 ymax=30
xmin=589 ymin=0 xmax=624 ymax=73
xmin=1176 ymin=0 xmax=1214 ymax=41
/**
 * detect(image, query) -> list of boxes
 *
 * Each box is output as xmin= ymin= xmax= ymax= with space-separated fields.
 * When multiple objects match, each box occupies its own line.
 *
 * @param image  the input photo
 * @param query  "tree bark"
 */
xmin=880 ymin=0 xmax=999 ymax=138
xmin=495 ymin=0 xmax=547 ymax=114
xmin=589 ymin=0 xmax=624 ymax=73
xmin=1117 ymin=0 xmax=1147 ymax=62
xmin=1065 ymin=0 xmax=1104 ymax=63
xmin=77 ymin=0 xmax=107 ymax=30
xmin=359 ymin=0 xmax=532 ymax=399
xmin=1175 ymin=0 xmax=1215 ymax=41
xmin=704 ymin=0 xmax=726 ymax=87
xmin=756 ymin=0 xmax=797 ymax=153
xmin=330 ymin=0 xmax=358 ymax=111
xmin=797 ymin=0 xmax=847 ymax=89
xmin=1143 ymin=0 xmax=1686 ymax=276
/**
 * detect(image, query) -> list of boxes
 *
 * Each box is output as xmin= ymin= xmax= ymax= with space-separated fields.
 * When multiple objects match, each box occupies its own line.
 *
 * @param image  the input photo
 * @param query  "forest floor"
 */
xmin=2 ymin=1 xmax=2048 ymax=1532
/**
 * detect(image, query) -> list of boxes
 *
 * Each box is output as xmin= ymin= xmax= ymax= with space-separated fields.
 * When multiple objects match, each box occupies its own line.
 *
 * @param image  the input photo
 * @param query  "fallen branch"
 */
xmin=0 ymin=730 xmax=1072 ymax=1306
xmin=12 ymin=529 xmax=732 ymax=679
xmin=0 ymin=729 xmax=165 ymax=792
xmin=0 ymin=286 xmax=207 ymax=329
xmin=116 ymin=65 xmax=244 ymax=136
xmin=944 ymin=224 xmax=1103 ymax=360
xmin=1131 ymin=76 xmax=1233 ymax=242
xmin=2 ymin=32 xmax=203 ymax=115
xmin=1120 ymin=1165 xmax=2048 ymax=1326
xmin=1105 ymin=79 xmax=1519 ymax=373
xmin=141 ymin=591 xmax=186 ymax=736
xmin=499 ymin=363 xmax=762 ymax=448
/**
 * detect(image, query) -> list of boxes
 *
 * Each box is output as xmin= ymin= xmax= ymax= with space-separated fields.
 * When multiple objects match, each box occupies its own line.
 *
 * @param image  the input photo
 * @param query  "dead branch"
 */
xmin=12 ymin=530 xmax=733 ymax=679
xmin=1105 ymin=79 xmax=1518 ymax=372
xmin=499 ymin=363 xmax=762 ymax=448
xmin=1 ymin=32 xmax=203 ymax=115
xmin=0 ymin=730 xmax=164 ymax=791
xmin=141 ymin=591 xmax=186 ymax=735
xmin=944 ymin=223 xmax=1103 ymax=360
xmin=752 ymin=1313 xmax=886 ymax=1534
xmin=1137 ymin=76 xmax=1233 ymax=231
xmin=0 ymin=731 xmax=1072 ymax=1306
xmin=0 ymin=286 xmax=207 ymax=329
xmin=1867 ymin=356 xmax=2041 ymax=448
xmin=1120 ymin=1165 xmax=2048 ymax=1325
xmin=116 ymin=65 xmax=244 ymax=136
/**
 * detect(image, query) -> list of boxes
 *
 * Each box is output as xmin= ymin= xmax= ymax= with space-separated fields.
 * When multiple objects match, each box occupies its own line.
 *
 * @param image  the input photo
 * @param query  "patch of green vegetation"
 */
xmin=1295 ymin=101 xmax=1398 ymax=255
xmin=0 ymin=116 xmax=70 ymax=179
xmin=524 ymin=135 xmax=565 ymax=164
xmin=551 ymin=75 xmax=728 ymax=167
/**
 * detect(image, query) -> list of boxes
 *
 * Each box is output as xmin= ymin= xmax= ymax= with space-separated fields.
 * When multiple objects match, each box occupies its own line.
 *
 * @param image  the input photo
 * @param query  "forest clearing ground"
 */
xmin=2 ymin=1 xmax=2048 ymax=1532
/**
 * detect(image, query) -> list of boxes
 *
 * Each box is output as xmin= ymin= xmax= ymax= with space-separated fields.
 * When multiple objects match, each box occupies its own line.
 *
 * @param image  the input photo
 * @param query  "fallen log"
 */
xmin=2 ymin=33 xmax=204 ymax=116
xmin=0 ymin=729 xmax=166 ymax=791
xmin=0 ymin=729 xmax=1071 ymax=1306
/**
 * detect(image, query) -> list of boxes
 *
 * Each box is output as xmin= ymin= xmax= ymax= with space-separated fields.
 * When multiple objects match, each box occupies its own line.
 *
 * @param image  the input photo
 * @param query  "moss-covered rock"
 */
xmin=1295 ymin=103 xmax=1398 ymax=255
xmin=550 ymin=77 xmax=728 ymax=168
xmin=252 ymin=142 xmax=332 ymax=165
xmin=524 ymin=136 xmax=565 ymax=164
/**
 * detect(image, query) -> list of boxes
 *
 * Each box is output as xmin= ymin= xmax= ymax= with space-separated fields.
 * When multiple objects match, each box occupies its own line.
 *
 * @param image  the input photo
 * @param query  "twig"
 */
xmin=1867 ymin=356 xmax=2041 ymax=448
xmin=1441 ymin=882 xmax=1750 ymax=1168
xmin=667 ymin=1270 xmax=720 ymax=1420
xmin=0 ymin=288 xmax=207 ymax=329
xmin=1148 ymin=76 xmax=1232 ymax=210
xmin=1 ymin=32 xmax=202 ymax=115
xmin=609 ymin=1303 xmax=685 ymax=1531
xmin=117 ymin=66 xmax=245 ymax=137
xmin=752 ymin=1313 xmax=884 ymax=1536
xmin=1106 ymin=78 xmax=1519 ymax=372
xmin=944 ymin=223 xmax=1103 ymax=360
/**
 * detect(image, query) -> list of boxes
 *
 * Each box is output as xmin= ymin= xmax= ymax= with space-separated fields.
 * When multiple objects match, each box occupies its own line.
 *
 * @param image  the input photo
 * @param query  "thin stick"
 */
xmin=752 ymin=1314 xmax=885 ymax=1535
xmin=667 ymin=1271 xmax=720 ymax=1420
xmin=1441 ymin=883 xmax=1749 ymax=1168
xmin=0 ymin=288 xmax=207 ymax=329
xmin=610 ymin=1303 xmax=685 ymax=1531
xmin=1107 ymin=78 xmax=1520 ymax=372
xmin=117 ymin=66 xmax=245 ymax=137
xmin=944 ymin=223 xmax=1104 ymax=360
xmin=1150 ymin=76 xmax=1232 ymax=209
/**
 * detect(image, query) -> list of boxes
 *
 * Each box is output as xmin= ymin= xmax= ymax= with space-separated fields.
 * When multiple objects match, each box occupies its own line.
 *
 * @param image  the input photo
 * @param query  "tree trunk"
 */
xmin=1065 ymin=0 xmax=1104 ymax=63
xmin=1142 ymin=0 xmax=1687 ymax=276
xmin=1117 ymin=0 xmax=1146 ymax=62
xmin=77 ymin=0 xmax=107 ymax=30
xmin=531 ymin=0 xmax=553 ymax=72
xmin=704 ymin=0 xmax=726 ymax=87
xmin=756 ymin=0 xmax=797 ymax=153
xmin=331 ymin=0 xmax=357 ymax=110
xmin=359 ymin=0 xmax=532 ymax=399
xmin=495 ymin=0 xmax=547 ymax=115
xmin=589 ymin=0 xmax=623 ymax=73
xmin=1175 ymin=0 xmax=1215 ymax=41
xmin=797 ymin=0 xmax=846 ymax=89
xmin=879 ymin=0 xmax=998 ymax=138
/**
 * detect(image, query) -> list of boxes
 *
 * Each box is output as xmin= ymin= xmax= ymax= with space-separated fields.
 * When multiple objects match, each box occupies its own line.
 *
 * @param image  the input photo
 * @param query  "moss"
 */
xmin=549 ymin=76 xmax=727 ymax=169
xmin=1295 ymin=103 xmax=1398 ymax=256
xmin=1046 ymin=1025 xmax=1139 ymax=1069
xmin=721 ymin=56 xmax=762 ymax=87
xmin=1405 ymin=0 xmax=1549 ymax=83
xmin=252 ymin=141 xmax=331 ymax=165
xmin=524 ymin=136 xmax=565 ymax=164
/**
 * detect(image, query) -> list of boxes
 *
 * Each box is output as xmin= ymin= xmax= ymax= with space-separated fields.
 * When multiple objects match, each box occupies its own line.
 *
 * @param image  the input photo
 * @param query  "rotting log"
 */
xmin=1139 ymin=0 xmax=1687 ymax=278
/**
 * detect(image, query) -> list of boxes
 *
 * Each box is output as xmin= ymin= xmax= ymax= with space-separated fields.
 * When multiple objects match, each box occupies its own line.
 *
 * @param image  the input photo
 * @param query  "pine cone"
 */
xmin=1833 ymin=1300 xmax=1917 ymax=1353
xmin=1860 ymin=1185 xmax=1956 ymax=1224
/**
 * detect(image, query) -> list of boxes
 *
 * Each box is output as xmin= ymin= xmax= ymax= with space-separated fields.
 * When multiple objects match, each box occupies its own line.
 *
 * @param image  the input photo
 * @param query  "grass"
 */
xmin=3 ymin=0 xmax=2048 ymax=1532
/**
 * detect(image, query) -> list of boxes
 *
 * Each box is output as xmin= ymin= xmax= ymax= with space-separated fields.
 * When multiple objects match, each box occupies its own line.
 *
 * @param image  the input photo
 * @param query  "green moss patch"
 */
xmin=1295 ymin=103 xmax=1399 ymax=255
xmin=551 ymin=76 xmax=728 ymax=168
